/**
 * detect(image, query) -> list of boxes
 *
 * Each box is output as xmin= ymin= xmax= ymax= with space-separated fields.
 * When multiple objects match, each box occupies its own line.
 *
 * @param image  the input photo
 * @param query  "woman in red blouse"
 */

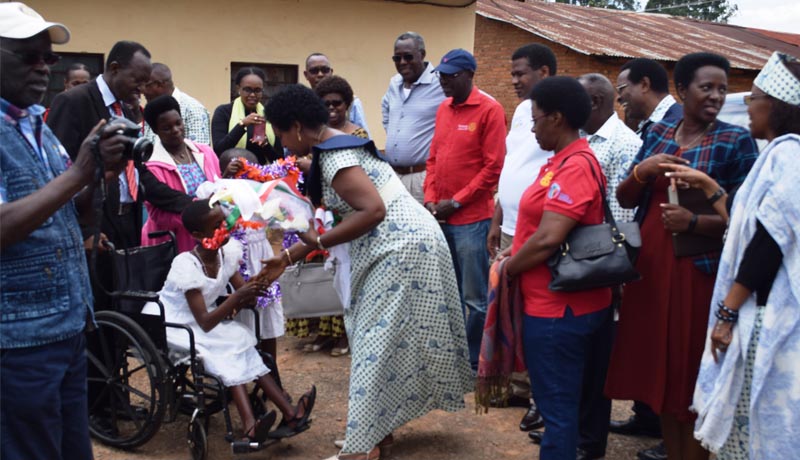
xmin=500 ymin=76 xmax=612 ymax=460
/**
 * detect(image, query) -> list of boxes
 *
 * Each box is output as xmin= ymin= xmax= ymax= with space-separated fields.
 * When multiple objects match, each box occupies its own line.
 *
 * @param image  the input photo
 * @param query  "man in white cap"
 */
xmin=0 ymin=4 xmax=128 ymax=459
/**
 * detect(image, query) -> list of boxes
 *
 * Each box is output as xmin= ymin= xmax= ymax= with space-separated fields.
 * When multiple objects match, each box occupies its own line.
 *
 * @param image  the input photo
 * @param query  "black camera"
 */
xmin=108 ymin=115 xmax=153 ymax=165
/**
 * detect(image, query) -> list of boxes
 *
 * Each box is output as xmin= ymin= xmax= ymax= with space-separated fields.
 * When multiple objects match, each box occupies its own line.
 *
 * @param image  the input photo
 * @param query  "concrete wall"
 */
xmin=28 ymin=0 xmax=476 ymax=149
xmin=473 ymin=15 xmax=757 ymax=124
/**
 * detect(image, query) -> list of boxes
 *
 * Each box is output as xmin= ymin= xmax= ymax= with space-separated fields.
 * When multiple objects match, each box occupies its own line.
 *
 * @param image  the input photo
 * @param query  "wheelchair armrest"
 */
xmin=164 ymin=322 xmax=198 ymax=367
xmin=113 ymin=290 xmax=160 ymax=302
xmin=147 ymin=230 xmax=174 ymax=240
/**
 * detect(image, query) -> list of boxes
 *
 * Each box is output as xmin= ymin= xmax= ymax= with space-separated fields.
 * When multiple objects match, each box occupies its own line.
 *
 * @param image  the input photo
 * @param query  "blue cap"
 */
xmin=433 ymin=48 xmax=477 ymax=74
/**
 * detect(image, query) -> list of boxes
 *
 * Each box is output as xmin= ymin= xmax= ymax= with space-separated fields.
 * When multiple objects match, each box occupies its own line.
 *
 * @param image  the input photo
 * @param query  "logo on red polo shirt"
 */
xmin=548 ymin=183 xmax=574 ymax=204
xmin=457 ymin=122 xmax=478 ymax=132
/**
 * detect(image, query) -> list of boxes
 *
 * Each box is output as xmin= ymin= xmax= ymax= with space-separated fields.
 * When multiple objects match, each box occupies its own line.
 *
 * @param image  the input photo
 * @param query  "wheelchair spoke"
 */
xmin=111 ymin=387 xmax=144 ymax=430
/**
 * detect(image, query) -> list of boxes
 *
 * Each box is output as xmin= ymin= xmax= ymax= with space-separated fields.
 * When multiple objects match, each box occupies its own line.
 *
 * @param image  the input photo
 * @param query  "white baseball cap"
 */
xmin=0 ymin=3 xmax=70 ymax=44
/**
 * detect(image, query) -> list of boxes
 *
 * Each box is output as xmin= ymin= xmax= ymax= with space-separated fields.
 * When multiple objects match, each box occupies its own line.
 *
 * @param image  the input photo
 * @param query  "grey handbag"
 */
xmin=547 ymin=154 xmax=642 ymax=292
xmin=280 ymin=261 xmax=344 ymax=319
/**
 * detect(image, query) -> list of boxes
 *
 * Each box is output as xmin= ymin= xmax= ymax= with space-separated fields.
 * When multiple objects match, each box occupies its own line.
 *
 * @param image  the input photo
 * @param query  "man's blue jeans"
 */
xmin=524 ymin=306 xmax=613 ymax=460
xmin=1 ymin=333 xmax=93 ymax=460
xmin=441 ymin=219 xmax=490 ymax=370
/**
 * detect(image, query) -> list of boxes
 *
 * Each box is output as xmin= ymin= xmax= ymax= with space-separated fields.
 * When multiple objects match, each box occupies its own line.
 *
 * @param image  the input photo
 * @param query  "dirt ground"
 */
xmin=93 ymin=335 xmax=657 ymax=460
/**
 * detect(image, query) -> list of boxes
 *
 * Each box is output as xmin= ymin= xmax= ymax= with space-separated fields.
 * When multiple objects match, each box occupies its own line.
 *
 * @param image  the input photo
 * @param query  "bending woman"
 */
xmin=261 ymin=85 xmax=473 ymax=460
xmin=211 ymin=67 xmax=283 ymax=164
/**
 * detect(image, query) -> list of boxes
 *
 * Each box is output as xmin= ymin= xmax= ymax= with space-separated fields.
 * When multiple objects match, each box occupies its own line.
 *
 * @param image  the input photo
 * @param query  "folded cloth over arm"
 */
xmin=475 ymin=258 xmax=526 ymax=412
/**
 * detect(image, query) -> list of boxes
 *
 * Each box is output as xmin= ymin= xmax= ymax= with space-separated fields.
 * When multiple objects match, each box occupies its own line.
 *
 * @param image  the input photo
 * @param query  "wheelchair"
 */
xmin=85 ymin=231 xmax=281 ymax=459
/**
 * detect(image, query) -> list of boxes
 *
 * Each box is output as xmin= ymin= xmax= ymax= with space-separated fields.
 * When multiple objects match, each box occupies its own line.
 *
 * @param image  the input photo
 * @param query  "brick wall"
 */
xmin=473 ymin=15 xmax=757 ymax=125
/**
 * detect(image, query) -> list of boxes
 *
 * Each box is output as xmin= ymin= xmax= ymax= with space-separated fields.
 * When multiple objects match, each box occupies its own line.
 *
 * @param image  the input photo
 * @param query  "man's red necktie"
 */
xmin=111 ymin=101 xmax=138 ymax=201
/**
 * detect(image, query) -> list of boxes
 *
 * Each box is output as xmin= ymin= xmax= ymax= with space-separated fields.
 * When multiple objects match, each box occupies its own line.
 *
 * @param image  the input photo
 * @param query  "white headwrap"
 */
xmin=753 ymin=52 xmax=800 ymax=106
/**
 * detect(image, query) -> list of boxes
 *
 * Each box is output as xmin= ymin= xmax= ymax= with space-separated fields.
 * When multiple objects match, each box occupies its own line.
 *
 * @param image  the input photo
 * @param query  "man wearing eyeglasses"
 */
xmin=303 ymin=52 xmax=369 ymax=136
xmin=0 ymin=4 xmax=130 ymax=459
xmin=611 ymin=57 xmax=682 ymax=460
xmin=381 ymin=31 xmax=445 ymax=204
xmin=141 ymin=62 xmax=210 ymax=145
xmin=425 ymin=48 xmax=506 ymax=371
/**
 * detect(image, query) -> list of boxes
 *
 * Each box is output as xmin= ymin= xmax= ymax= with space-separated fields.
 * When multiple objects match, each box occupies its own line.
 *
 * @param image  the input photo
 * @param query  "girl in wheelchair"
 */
xmin=143 ymin=199 xmax=315 ymax=443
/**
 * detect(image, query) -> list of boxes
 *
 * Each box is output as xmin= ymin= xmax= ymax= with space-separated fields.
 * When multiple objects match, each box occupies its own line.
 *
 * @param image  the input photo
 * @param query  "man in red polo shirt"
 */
xmin=424 ymin=48 xmax=506 ymax=370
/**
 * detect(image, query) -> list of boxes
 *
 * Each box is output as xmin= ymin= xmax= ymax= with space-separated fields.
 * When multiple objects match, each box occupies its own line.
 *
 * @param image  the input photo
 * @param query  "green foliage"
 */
xmin=644 ymin=0 xmax=738 ymax=22
xmin=555 ymin=0 xmax=639 ymax=11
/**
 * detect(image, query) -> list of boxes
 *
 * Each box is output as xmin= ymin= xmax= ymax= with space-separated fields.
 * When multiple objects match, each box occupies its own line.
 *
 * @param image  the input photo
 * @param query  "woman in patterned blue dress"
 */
xmin=261 ymin=85 xmax=473 ymax=460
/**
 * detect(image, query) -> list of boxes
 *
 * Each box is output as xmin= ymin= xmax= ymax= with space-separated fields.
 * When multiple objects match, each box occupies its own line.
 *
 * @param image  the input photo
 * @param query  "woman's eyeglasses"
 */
xmin=743 ymin=94 xmax=769 ymax=105
xmin=391 ymin=53 xmax=415 ymax=63
xmin=324 ymin=99 xmax=345 ymax=108
xmin=1 ymin=48 xmax=60 ymax=66
xmin=240 ymin=87 xmax=263 ymax=95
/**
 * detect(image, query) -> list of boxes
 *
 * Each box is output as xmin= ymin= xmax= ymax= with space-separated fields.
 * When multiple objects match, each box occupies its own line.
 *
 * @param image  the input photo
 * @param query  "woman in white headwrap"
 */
xmin=676 ymin=52 xmax=800 ymax=460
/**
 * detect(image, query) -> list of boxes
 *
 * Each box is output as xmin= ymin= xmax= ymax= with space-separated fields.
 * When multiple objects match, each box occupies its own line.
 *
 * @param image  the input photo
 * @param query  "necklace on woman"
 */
xmin=676 ymin=121 xmax=712 ymax=150
xmin=171 ymin=144 xmax=192 ymax=165
xmin=192 ymin=246 xmax=220 ymax=277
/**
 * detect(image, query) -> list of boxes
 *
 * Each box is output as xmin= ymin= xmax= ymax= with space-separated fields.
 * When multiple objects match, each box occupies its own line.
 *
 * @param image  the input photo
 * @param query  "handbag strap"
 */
xmin=557 ymin=152 xmax=627 ymax=242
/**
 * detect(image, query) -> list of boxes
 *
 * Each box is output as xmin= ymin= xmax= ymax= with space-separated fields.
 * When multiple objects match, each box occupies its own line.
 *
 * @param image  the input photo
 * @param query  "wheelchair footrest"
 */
xmin=231 ymin=438 xmax=278 ymax=454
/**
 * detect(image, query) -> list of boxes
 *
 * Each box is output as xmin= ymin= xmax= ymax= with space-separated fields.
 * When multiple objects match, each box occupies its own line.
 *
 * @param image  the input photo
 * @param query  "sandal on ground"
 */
xmin=305 ymin=337 xmax=335 ymax=352
xmin=323 ymin=446 xmax=380 ymax=460
xmin=245 ymin=410 xmax=277 ymax=444
xmin=330 ymin=346 xmax=349 ymax=357
xmin=267 ymin=385 xmax=316 ymax=439
xmin=334 ymin=434 xmax=392 ymax=453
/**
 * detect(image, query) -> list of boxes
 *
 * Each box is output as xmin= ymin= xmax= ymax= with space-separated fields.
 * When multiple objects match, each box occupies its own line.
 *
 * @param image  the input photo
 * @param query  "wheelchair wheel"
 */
xmin=86 ymin=310 xmax=167 ymax=449
xmin=188 ymin=415 xmax=208 ymax=460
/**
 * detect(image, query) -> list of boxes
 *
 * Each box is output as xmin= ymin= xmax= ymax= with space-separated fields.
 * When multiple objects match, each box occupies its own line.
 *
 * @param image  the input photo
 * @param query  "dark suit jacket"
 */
xmin=48 ymin=79 xmax=192 ymax=247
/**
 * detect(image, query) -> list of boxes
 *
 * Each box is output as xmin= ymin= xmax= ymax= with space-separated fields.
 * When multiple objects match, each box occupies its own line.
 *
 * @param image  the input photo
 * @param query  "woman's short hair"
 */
xmin=314 ymin=75 xmax=354 ymax=107
xmin=182 ymin=199 xmax=213 ymax=234
xmin=528 ymin=76 xmax=591 ymax=130
xmin=234 ymin=67 xmax=266 ymax=86
xmin=264 ymin=84 xmax=329 ymax=131
xmin=768 ymin=60 xmax=800 ymax=136
xmin=673 ymin=52 xmax=730 ymax=90
xmin=143 ymin=95 xmax=181 ymax=130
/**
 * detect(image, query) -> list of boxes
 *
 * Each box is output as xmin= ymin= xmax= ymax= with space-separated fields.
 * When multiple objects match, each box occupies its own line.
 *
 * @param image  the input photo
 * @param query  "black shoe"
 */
xmin=609 ymin=415 xmax=662 ymax=438
xmin=519 ymin=404 xmax=544 ymax=431
xmin=577 ymin=448 xmax=605 ymax=460
xmin=489 ymin=394 xmax=530 ymax=408
xmin=528 ymin=430 xmax=543 ymax=444
xmin=637 ymin=442 xmax=667 ymax=460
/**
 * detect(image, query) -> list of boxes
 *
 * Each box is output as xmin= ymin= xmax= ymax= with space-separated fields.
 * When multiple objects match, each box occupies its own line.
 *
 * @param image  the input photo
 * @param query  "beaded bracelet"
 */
xmin=715 ymin=309 xmax=738 ymax=323
xmin=718 ymin=301 xmax=739 ymax=318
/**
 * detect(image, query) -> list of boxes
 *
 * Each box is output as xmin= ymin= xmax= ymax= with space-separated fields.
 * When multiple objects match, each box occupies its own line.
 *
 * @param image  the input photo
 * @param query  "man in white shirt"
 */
xmin=142 ymin=62 xmax=210 ymax=144
xmin=487 ymin=42 xmax=556 ymax=440
xmin=579 ymin=73 xmax=642 ymax=223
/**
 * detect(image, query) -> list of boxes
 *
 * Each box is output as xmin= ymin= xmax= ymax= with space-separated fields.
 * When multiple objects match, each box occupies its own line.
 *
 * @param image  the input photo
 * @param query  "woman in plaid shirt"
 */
xmin=606 ymin=52 xmax=758 ymax=460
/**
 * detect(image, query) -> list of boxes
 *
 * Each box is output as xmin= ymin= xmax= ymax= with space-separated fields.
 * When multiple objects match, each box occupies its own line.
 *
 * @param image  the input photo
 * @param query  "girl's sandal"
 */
xmin=267 ymin=385 xmax=316 ymax=439
xmin=245 ymin=410 xmax=276 ymax=444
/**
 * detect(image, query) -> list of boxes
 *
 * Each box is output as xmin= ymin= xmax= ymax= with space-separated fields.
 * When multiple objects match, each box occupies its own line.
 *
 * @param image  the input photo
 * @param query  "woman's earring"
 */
xmin=297 ymin=131 xmax=302 ymax=142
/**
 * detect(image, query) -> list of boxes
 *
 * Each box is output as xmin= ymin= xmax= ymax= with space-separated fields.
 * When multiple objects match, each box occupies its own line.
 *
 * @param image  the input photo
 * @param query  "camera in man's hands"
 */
xmin=108 ymin=115 xmax=153 ymax=165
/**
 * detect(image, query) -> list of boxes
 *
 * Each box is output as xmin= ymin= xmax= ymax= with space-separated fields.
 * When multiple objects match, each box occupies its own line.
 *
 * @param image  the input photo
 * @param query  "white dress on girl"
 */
xmin=143 ymin=239 xmax=269 ymax=386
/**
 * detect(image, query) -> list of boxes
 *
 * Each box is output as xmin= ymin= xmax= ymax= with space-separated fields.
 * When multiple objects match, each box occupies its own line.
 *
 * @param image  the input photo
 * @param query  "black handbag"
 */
xmin=547 ymin=154 xmax=642 ymax=292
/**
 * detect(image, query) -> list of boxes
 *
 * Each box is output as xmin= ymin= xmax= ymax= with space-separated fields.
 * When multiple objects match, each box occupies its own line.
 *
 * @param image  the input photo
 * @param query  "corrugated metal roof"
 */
xmin=746 ymin=27 xmax=800 ymax=48
xmin=477 ymin=0 xmax=799 ymax=70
